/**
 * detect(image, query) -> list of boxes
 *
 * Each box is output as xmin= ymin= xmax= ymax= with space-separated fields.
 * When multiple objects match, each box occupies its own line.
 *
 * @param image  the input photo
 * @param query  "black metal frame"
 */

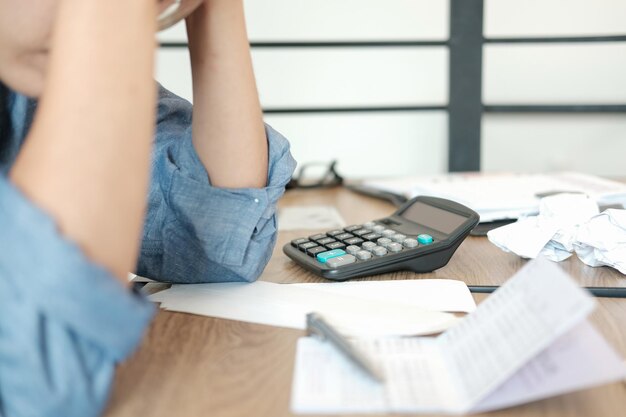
xmin=160 ymin=0 xmax=626 ymax=171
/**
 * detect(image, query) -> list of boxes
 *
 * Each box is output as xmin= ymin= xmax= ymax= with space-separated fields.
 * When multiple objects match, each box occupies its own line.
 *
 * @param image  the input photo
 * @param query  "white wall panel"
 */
xmin=156 ymin=50 xmax=192 ymax=102
xmin=157 ymin=48 xmax=448 ymax=107
xmin=158 ymin=0 xmax=449 ymax=42
xmin=485 ymin=0 xmax=626 ymax=37
xmin=483 ymin=44 xmax=626 ymax=104
xmin=482 ymin=114 xmax=626 ymax=178
xmin=265 ymin=112 xmax=448 ymax=178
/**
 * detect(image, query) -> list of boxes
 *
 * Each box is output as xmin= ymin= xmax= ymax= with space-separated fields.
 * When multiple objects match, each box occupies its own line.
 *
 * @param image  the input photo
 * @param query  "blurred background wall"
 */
xmin=156 ymin=0 xmax=626 ymax=179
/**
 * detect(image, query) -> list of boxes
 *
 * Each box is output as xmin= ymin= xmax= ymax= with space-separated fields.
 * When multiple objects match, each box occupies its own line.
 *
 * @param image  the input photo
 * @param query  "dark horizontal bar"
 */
xmin=160 ymin=40 xmax=448 ymax=49
xmin=262 ymin=105 xmax=447 ymax=114
xmin=469 ymin=285 xmax=626 ymax=298
xmin=485 ymin=35 xmax=626 ymax=44
xmin=484 ymin=104 xmax=626 ymax=113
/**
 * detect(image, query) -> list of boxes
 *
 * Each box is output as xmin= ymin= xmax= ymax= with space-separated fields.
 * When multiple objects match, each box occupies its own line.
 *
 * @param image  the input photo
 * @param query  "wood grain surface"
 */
xmin=105 ymin=187 xmax=626 ymax=417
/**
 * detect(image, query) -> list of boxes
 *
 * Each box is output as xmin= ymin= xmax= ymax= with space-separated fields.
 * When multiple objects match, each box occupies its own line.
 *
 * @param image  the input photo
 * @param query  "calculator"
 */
xmin=283 ymin=196 xmax=479 ymax=280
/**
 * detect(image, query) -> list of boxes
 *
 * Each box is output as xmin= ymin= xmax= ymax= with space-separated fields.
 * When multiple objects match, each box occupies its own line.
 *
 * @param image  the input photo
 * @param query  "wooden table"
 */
xmin=105 ymin=187 xmax=626 ymax=417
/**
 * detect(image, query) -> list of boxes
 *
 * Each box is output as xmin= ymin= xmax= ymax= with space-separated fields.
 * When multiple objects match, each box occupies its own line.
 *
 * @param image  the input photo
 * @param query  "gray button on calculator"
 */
xmin=372 ymin=246 xmax=388 ymax=256
xmin=391 ymin=233 xmax=406 ymax=243
xmin=387 ymin=242 xmax=403 ymax=253
xmin=402 ymin=238 xmax=418 ymax=249
xmin=356 ymin=250 xmax=372 ymax=260
xmin=345 ymin=245 xmax=360 ymax=255
xmin=326 ymin=254 xmax=357 ymax=268
xmin=362 ymin=241 xmax=377 ymax=251
xmin=377 ymin=237 xmax=392 ymax=247
xmin=363 ymin=221 xmax=376 ymax=228
xmin=382 ymin=229 xmax=395 ymax=237
xmin=372 ymin=225 xmax=385 ymax=233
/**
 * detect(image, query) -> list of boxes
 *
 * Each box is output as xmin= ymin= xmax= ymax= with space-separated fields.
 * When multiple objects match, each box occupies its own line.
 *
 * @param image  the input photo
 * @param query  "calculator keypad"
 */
xmin=294 ymin=222 xmax=435 ymax=268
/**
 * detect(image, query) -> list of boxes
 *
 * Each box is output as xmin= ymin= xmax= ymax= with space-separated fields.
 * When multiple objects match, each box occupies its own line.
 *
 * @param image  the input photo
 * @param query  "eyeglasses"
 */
xmin=287 ymin=160 xmax=344 ymax=190
xmin=158 ymin=0 xmax=204 ymax=31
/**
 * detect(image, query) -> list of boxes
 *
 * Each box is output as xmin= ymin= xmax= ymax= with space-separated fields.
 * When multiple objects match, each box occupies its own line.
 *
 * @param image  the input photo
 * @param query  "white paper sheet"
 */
xmin=278 ymin=205 xmax=346 ymax=231
xmin=364 ymin=172 xmax=626 ymax=223
xmin=292 ymin=279 xmax=476 ymax=313
xmin=290 ymin=259 xmax=626 ymax=414
xmin=150 ymin=280 xmax=460 ymax=337
xmin=472 ymin=320 xmax=626 ymax=413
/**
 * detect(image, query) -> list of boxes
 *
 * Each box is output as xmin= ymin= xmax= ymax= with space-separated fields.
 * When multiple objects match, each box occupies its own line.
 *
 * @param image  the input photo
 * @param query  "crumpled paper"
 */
xmin=487 ymin=194 xmax=626 ymax=275
xmin=574 ymin=209 xmax=626 ymax=274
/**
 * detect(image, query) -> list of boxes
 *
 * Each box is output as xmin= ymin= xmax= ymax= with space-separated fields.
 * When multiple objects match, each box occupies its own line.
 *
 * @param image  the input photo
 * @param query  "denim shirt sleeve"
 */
xmin=0 ymin=179 xmax=155 ymax=417
xmin=137 ymin=85 xmax=296 ymax=283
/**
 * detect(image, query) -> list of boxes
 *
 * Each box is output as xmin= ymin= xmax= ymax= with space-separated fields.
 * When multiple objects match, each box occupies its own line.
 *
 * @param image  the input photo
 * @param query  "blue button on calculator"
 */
xmin=316 ymin=249 xmax=346 ymax=263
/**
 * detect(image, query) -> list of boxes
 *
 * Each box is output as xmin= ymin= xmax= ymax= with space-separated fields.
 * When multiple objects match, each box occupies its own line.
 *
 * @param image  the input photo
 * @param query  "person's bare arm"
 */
xmin=185 ymin=0 xmax=268 ymax=189
xmin=10 ymin=0 xmax=157 ymax=283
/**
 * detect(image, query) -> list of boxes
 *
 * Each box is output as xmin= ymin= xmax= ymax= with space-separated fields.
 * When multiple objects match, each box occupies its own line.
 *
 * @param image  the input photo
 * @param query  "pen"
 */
xmin=469 ymin=285 xmax=626 ymax=298
xmin=306 ymin=312 xmax=385 ymax=383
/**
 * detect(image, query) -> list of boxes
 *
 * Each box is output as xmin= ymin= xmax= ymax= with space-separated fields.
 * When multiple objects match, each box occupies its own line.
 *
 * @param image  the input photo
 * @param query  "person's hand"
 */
xmin=158 ymin=0 xmax=204 ymax=30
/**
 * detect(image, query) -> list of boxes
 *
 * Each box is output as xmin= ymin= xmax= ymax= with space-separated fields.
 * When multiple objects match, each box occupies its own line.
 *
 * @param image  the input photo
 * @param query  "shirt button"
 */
xmin=254 ymin=198 xmax=260 ymax=203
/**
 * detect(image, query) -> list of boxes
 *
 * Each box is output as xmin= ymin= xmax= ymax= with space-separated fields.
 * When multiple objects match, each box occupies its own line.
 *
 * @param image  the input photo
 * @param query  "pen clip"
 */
xmin=306 ymin=312 xmax=326 ymax=340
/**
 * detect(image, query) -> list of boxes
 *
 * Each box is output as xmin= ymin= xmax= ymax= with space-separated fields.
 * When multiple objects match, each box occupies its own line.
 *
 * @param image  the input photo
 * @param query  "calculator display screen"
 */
xmin=400 ymin=202 xmax=468 ymax=234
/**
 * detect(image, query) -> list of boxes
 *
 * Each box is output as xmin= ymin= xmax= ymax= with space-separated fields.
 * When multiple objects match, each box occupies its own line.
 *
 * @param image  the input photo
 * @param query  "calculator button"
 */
xmin=306 ymin=246 xmax=327 ymax=257
xmin=372 ymin=225 xmax=385 ymax=233
xmin=382 ymin=229 xmax=395 ymax=237
xmin=377 ymin=237 xmax=392 ymax=247
xmin=291 ymin=238 xmax=309 ymax=247
xmin=352 ymin=228 xmax=372 ymax=237
xmin=345 ymin=237 xmax=364 ymax=246
xmin=326 ymin=242 xmax=347 ymax=250
xmin=345 ymin=245 xmax=361 ymax=255
xmin=316 ymin=249 xmax=346 ymax=263
xmin=298 ymin=242 xmax=318 ymax=251
xmin=391 ymin=233 xmax=407 ymax=243
xmin=326 ymin=254 xmax=357 ymax=268
xmin=326 ymin=229 xmax=345 ymax=237
xmin=335 ymin=233 xmax=355 ymax=241
xmin=402 ymin=238 xmax=419 ymax=249
xmin=363 ymin=221 xmax=376 ymax=228
xmin=372 ymin=246 xmax=388 ymax=256
xmin=387 ymin=242 xmax=403 ymax=253
xmin=417 ymin=234 xmax=434 ymax=245
xmin=356 ymin=250 xmax=373 ymax=261
xmin=363 ymin=233 xmax=382 ymax=241
xmin=317 ymin=237 xmax=336 ymax=245
xmin=362 ymin=241 xmax=377 ymax=251
xmin=309 ymin=233 xmax=327 ymax=242
xmin=344 ymin=225 xmax=362 ymax=232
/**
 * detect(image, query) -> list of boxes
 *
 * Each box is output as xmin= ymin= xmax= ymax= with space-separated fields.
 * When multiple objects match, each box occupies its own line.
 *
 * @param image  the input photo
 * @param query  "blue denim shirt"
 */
xmin=0 ymin=84 xmax=296 ymax=417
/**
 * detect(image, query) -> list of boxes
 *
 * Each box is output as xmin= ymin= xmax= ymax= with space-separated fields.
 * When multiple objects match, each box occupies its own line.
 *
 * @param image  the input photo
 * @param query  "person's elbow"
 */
xmin=220 ymin=216 xmax=279 ymax=283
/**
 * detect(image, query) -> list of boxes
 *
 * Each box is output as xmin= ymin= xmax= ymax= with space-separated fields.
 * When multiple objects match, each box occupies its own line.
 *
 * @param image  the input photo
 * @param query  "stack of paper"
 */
xmin=291 ymin=259 xmax=626 ymax=414
xmin=363 ymin=172 xmax=626 ymax=223
xmin=150 ymin=279 xmax=476 ymax=337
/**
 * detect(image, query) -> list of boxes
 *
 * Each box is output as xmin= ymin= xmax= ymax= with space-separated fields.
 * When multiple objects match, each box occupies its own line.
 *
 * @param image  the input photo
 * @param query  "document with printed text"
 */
xmin=291 ymin=259 xmax=626 ymax=414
